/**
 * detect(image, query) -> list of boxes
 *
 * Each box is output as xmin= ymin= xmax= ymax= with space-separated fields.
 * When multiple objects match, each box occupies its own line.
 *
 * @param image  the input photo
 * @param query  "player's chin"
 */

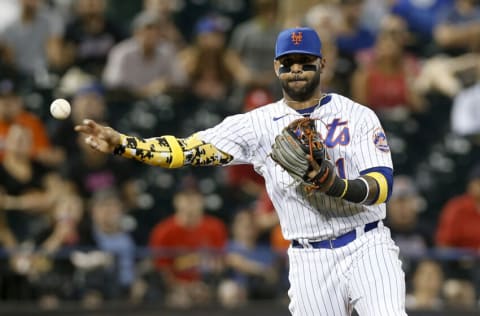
xmin=282 ymin=80 xmax=313 ymax=99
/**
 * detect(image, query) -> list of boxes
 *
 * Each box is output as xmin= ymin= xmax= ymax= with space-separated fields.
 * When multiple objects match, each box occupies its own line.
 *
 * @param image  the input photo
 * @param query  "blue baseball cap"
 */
xmin=195 ymin=16 xmax=228 ymax=35
xmin=275 ymin=27 xmax=322 ymax=59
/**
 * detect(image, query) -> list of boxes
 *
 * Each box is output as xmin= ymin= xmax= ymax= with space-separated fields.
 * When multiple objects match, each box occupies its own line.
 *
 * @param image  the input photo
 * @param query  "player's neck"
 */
xmin=284 ymin=93 xmax=327 ymax=110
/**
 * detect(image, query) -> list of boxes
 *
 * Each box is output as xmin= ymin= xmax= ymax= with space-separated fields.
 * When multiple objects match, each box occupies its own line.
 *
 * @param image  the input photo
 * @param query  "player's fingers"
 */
xmin=74 ymin=119 xmax=98 ymax=134
xmin=83 ymin=119 xmax=102 ymax=131
xmin=85 ymin=136 xmax=98 ymax=149
xmin=74 ymin=125 xmax=92 ymax=135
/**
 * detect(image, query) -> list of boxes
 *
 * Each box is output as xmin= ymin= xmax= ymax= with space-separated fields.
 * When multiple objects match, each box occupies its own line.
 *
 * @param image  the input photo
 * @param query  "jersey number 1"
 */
xmin=335 ymin=158 xmax=346 ymax=179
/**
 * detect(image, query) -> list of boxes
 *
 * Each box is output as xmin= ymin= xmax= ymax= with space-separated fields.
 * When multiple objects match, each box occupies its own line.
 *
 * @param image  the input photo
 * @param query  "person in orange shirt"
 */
xmin=0 ymin=77 xmax=64 ymax=166
xmin=148 ymin=183 xmax=227 ymax=307
xmin=270 ymin=224 xmax=290 ymax=253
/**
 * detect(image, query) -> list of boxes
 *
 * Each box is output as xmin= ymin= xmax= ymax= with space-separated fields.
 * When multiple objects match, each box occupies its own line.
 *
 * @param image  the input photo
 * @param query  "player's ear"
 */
xmin=318 ymin=57 xmax=326 ymax=73
xmin=274 ymin=59 xmax=281 ymax=77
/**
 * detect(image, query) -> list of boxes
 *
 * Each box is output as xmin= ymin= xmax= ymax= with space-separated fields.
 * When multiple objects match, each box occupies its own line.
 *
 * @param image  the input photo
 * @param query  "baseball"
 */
xmin=50 ymin=98 xmax=71 ymax=120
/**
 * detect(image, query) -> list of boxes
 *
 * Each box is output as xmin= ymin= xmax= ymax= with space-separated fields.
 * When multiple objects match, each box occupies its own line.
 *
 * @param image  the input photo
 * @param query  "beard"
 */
xmin=280 ymin=70 xmax=321 ymax=102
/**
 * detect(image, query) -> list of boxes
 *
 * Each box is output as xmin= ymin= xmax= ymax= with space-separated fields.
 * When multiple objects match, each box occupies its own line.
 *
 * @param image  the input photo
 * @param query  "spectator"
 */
xmin=38 ymin=193 xmax=84 ymax=255
xmin=434 ymin=0 xmax=480 ymax=56
xmin=63 ymin=0 xmax=125 ymax=77
xmin=252 ymin=188 xmax=279 ymax=237
xmin=435 ymin=163 xmax=480 ymax=304
xmin=0 ymin=0 xmax=65 ymax=79
xmin=0 ymin=77 xmax=65 ymax=167
xmin=442 ymin=278 xmax=477 ymax=309
xmin=391 ymin=0 xmax=453 ymax=55
xmin=0 ymin=124 xmax=69 ymax=241
xmin=178 ymin=15 xmax=253 ymax=103
xmin=251 ymin=190 xmax=290 ymax=295
xmin=252 ymin=186 xmax=290 ymax=293
xmin=102 ymin=11 xmax=186 ymax=99
xmin=451 ymin=58 xmax=480 ymax=140
xmin=75 ymin=188 xmax=137 ymax=302
xmin=143 ymin=0 xmax=186 ymax=50
xmin=148 ymin=185 xmax=227 ymax=308
xmin=335 ymin=0 xmax=376 ymax=70
xmin=406 ymin=259 xmax=444 ymax=310
xmin=172 ymin=0 xmax=251 ymax=43
xmin=435 ymin=162 xmax=480 ymax=250
xmin=54 ymin=66 xmax=96 ymax=100
xmin=54 ymin=83 xmax=140 ymax=210
xmin=415 ymin=52 xmax=479 ymax=99
xmin=225 ymin=161 xmax=264 ymax=205
xmin=351 ymin=15 xmax=426 ymax=116
xmin=359 ymin=0 xmax=392 ymax=34
xmin=269 ymin=224 xmax=290 ymax=254
xmin=0 ymin=42 xmax=34 ymax=95
xmin=63 ymin=129 xmax=137 ymax=202
xmin=338 ymin=0 xmax=374 ymax=49
xmin=277 ymin=0 xmax=320 ymax=28
xmin=30 ymin=193 xmax=84 ymax=308
xmin=386 ymin=175 xmax=433 ymax=256
xmin=0 ymin=191 xmax=80 ymax=303
xmin=218 ymin=209 xmax=280 ymax=308
xmin=228 ymin=0 xmax=281 ymax=98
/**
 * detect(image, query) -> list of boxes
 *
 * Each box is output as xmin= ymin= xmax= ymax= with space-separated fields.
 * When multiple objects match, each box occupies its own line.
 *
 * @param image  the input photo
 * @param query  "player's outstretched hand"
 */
xmin=74 ymin=119 xmax=121 ymax=154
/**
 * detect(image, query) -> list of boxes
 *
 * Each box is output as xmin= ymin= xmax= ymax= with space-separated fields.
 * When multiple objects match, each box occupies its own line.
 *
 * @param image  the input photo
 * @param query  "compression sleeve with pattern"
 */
xmin=113 ymin=133 xmax=234 ymax=168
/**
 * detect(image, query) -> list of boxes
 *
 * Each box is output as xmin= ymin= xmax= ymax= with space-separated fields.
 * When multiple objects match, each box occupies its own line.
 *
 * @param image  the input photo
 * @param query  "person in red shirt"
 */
xmin=436 ymin=163 xmax=480 ymax=250
xmin=351 ymin=15 xmax=426 ymax=115
xmin=148 ymin=184 xmax=227 ymax=307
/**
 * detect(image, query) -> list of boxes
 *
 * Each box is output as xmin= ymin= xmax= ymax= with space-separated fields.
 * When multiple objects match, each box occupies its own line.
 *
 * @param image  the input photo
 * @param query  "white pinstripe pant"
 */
xmin=287 ymin=224 xmax=407 ymax=316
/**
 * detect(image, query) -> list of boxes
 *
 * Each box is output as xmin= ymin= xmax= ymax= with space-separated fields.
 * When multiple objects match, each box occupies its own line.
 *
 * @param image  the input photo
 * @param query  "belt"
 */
xmin=291 ymin=221 xmax=379 ymax=249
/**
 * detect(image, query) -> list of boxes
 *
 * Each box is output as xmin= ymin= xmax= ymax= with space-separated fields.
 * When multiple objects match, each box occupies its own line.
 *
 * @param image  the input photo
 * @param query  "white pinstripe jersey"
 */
xmin=197 ymin=93 xmax=393 ymax=240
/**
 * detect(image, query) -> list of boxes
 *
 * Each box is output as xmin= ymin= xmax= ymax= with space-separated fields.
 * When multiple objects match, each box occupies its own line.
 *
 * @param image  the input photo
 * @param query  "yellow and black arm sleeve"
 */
xmin=325 ymin=167 xmax=393 ymax=205
xmin=113 ymin=133 xmax=234 ymax=168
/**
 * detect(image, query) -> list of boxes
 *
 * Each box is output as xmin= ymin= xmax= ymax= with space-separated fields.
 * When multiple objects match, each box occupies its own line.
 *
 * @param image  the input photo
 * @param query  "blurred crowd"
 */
xmin=0 ymin=0 xmax=480 ymax=312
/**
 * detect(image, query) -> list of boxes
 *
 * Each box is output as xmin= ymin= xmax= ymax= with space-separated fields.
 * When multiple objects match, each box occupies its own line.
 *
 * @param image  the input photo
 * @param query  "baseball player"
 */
xmin=75 ymin=27 xmax=407 ymax=315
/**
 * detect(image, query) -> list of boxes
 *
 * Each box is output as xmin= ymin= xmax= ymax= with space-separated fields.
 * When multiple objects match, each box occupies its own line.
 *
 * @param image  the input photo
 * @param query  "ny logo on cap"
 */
xmin=291 ymin=32 xmax=303 ymax=45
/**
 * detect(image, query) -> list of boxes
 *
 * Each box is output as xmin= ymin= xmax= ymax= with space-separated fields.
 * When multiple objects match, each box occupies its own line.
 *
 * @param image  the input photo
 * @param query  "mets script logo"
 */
xmin=325 ymin=118 xmax=350 ymax=147
xmin=373 ymin=128 xmax=390 ymax=153
xmin=291 ymin=32 xmax=303 ymax=45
